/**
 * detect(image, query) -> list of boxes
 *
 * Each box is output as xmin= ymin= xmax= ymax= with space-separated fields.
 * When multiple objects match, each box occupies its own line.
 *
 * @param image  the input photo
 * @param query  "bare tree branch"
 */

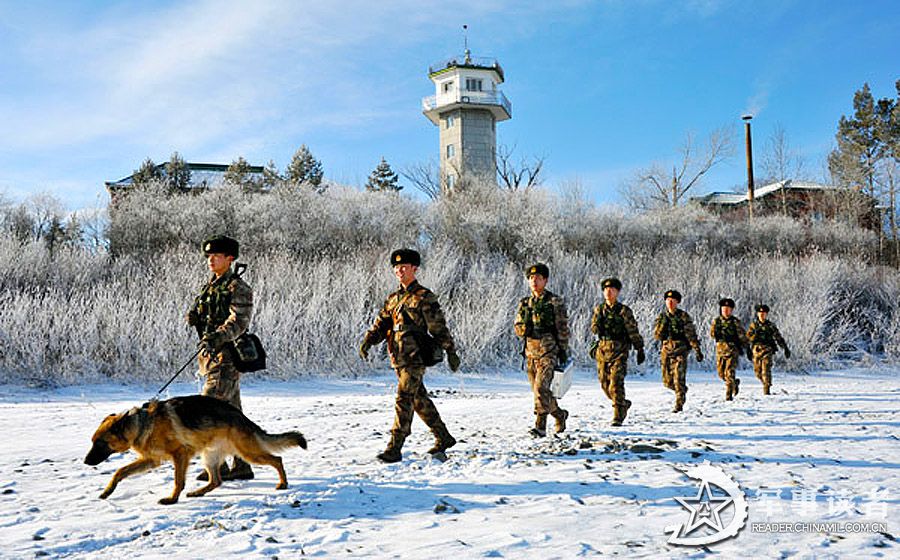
xmin=760 ymin=123 xmax=808 ymax=183
xmin=619 ymin=125 xmax=735 ymax=210
xmin=496 ymin=144 xmax=545 ymax=190
xmin=401 ymin=160 xmax=442 ymax=201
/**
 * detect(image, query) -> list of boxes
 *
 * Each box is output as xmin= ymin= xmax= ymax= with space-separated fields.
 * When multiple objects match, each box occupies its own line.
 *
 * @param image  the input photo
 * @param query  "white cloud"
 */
xmin=1 ymin=0 xmax=551 ymax=154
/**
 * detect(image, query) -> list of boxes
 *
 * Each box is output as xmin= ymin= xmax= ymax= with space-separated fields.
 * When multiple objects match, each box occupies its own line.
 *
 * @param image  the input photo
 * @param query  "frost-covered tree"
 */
xmin=224 ymin=156 xmax=257 ymax=191
xmin=164 ymin=151 xmax=191 ymax=192
xmin=262 ymin=159 xmax=282 ymax=190
xmin=365 ymin=157 xmax=402 ymax=192
xmin=286 ymin=145 xmax=325 ymax=192
xmin=131 ymin=158 xmax=162 ymax=187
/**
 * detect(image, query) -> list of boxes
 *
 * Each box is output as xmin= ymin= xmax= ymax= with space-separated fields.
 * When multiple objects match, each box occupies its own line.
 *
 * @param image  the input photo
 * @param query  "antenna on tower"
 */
xmin=463 ymin=24 xmax=471 ymax=63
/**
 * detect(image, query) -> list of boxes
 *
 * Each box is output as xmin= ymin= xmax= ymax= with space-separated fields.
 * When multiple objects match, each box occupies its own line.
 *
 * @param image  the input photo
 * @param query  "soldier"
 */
xmin=187 ymin=235 xmax=255 ymax=480
xmin=746 ymin=304 xmax=791 ymax=395
xmin=360 ymin=249 xmax=461 ymax=463
xmin=710 ymin=298 xmax=749 ymax=401
xmin=653 ymin=290 xmax=703 ymax=412
xmin=590 ymin=277 xmax=645 ymax=426
xmin=514 ymin=264 xmax=570 ymax=437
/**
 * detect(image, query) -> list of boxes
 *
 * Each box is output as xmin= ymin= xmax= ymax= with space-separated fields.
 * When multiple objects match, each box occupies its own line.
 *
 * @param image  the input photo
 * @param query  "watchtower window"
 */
xmin=446 ymin=144 xmax=456 ymax=159
xmin=442 ymin=81 xmax=454 ymax=93
xmin=465 ymin=78 xmax=483 ymax=92
xmin=446 ymin=115 xmax=455 ymax=129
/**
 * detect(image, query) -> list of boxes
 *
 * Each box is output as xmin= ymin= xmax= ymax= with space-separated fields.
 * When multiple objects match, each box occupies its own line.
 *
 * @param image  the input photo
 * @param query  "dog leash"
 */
xmin=156 ymin=348 xmax=202 ymax=396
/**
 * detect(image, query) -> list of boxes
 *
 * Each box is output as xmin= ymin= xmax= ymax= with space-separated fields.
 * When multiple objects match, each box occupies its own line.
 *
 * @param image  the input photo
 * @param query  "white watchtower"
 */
xmin=422 ymin=49 xmax=512 ymax=189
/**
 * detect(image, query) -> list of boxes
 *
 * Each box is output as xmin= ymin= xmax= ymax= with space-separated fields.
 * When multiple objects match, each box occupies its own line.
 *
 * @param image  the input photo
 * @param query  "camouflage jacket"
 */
xmin=747 ymin=320 xmax=787 ymax=351
xmin=364 ymin=280 xmax=456 ymax=368
xmin=590 ymin=301 xmax=643 ymax=351
xmin=710 ymin=316 xmax=749 ymax=349
xmin=189 ymin=268 xmax=253 ymax=343
xmin=514 ymin=289 xmax=569 ymax=353
xmin=654 ymin=308 xmax=700 ymax=350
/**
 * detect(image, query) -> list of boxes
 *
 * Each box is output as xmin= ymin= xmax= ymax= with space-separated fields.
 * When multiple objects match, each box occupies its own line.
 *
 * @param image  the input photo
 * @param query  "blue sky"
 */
xmin=1 ymin=0 xmax=898 ymax=210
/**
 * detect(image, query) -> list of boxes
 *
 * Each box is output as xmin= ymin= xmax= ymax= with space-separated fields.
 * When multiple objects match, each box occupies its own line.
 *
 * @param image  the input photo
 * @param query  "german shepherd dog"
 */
xmin=84 ymin=395 xmax=307 ymax=505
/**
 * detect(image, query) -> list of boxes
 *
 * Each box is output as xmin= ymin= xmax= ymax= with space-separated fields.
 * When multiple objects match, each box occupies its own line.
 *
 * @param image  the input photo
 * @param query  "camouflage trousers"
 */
xmin=199 ymin=349 xmax=242 ymax=411
xmin=596 ymin=340 xmax=629 ymax=420
xmin=390 ymin=366 xmax=447 ymax=439
xmin=525 ymin=338 xmax=562 ymax=418
xmin=752 ymin=345 xmax=775 ymax=394
xmin=661 ymin=341 xmax=689 ymax=407
xmin=715 ymin=342 xmax=740 ymax=399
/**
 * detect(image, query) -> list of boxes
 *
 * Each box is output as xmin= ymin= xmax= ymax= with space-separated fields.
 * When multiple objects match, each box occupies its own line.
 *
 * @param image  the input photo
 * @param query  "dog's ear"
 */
xmin=109 ymin=410 xmax=137 ymax=438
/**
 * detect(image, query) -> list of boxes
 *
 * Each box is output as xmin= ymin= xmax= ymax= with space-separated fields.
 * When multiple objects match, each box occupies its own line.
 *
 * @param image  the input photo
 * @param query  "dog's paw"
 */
xmin=158 ymin=497 xmax=179 ymax=505
xmin=276 ymin=482 xmax=288 ymax=490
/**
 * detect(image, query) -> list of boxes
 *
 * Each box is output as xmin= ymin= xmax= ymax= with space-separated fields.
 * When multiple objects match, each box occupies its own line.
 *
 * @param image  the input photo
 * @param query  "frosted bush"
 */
xmin=0 ymin=179 xmax=896 ymax=385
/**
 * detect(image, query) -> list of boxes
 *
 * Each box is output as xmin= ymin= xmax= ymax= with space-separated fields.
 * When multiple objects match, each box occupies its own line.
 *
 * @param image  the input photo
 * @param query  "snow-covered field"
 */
xmin=1 ymin=368 xmax=897 ymax=559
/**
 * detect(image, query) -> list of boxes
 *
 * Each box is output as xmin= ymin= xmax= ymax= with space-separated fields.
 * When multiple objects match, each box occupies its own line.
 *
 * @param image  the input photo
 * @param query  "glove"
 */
xmin=636 ymin=348 xmax=646 ymax=365
xmin=746 ymin=347 xmax=754 ymax=361
xmin=199 ymin=332 xmax=226 ymax=356
xmin=783 ymin=347 xmax=791 ymax=359
xmin=186 ymin=309 xmax=200 ymax=327
xmin=558 ymin=349 xmax=568 ymax=366
xmin=695 ymin=348 xmax=704 ymax=362
xmin=447 ymin=351 xmax=461 ymax=372
xmin=359 ymin=341 xmax=371 ymax=360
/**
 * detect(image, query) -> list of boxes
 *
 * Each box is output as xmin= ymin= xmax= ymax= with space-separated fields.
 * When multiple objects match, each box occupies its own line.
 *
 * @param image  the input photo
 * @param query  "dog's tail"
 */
xmin=259 ymin=430 xmax=307 ymax=452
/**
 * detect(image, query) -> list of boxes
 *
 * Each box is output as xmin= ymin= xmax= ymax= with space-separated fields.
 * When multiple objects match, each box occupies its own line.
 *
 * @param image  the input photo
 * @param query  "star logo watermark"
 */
xmin=665 ymin=462 xmax=748 ymax=546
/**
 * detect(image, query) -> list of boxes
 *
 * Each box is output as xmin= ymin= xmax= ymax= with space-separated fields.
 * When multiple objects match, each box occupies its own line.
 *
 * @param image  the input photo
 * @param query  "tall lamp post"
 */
xmin=742 ymin=114 xmax=755 ymax=220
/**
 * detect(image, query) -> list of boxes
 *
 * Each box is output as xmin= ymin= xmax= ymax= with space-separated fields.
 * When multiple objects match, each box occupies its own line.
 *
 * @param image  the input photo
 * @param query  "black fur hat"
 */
xmin=390 ymin=248 xmax=421 ymax=267
xmin=601 ymin=277 xmax=623 ymax=290
xmin=664 ymin=289 xmax=683 ymax=303
xmin=202 ymin=235 xmax=239 ymax=258
xmin=526 ymin=263 xmax=550 ymax=278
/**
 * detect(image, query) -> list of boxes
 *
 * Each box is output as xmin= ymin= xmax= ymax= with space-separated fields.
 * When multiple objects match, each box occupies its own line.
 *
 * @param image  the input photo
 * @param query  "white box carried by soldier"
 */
xmin=551 ymin=358 xmax=574 ymax=398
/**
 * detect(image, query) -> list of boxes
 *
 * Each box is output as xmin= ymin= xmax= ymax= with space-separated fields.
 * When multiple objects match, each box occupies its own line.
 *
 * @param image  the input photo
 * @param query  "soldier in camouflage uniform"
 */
xmin=187 ymin=235 xmax=255 ymax=480
xmin=514 ymin=264 xmax=570 ymax=437
xmin=746 ymin=304 xmax=790 ymax=395
xmin=590 ymin=277 xmax=645 ymax=426
xmin=709 ymin=298 xmax=750 ymax=401
xmin=360 ymin=249 xmax=461 ymax=463
xmin=653 ymin=290 xmax=703 ymax=412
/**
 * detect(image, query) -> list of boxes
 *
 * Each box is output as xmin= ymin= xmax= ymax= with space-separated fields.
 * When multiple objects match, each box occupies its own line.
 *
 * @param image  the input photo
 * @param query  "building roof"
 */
xmin=105 ymin=162 xmax=265 ymax=190
xmin=428 ymin=52 xmax=504 ymax=82
xmin=692 ymin=180 xmax=845 ymax=206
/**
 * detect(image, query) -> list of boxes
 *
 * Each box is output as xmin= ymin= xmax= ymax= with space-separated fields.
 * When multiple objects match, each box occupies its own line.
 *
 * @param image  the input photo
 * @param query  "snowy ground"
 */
xmin=0 ymin=367 xmax=898 ymax=559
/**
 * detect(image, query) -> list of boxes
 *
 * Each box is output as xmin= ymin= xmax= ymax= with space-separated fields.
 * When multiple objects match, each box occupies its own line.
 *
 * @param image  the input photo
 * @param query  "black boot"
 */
xmin=197 ymin=462 xmax=229 ymax=481
xmin=529 ymin=414 xmax=548 ymax=437
xmin=223 ymin=457 xmax=254 ymax=481
xmin=734 ymin=378 xmax=740 ymax=396
xmin=427 ymin=425 xmax=457 ymax=455
xmin=553 ymin=409 xmax=569 ymax=434
xmin=377 ymin=431 xmax=405 ymax=463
